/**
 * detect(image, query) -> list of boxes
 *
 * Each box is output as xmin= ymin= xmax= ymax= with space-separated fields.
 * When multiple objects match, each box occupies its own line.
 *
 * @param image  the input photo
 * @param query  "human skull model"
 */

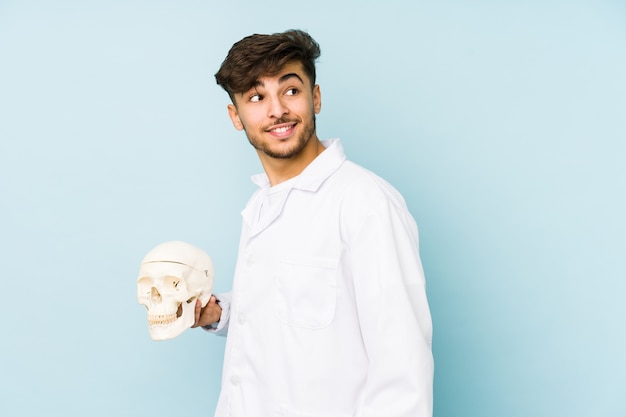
xmin=137 ymin=241 xmax=214 ymax=341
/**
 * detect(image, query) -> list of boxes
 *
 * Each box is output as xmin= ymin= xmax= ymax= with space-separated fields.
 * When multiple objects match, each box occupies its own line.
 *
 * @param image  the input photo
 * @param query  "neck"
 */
xmin=259 ymin=137 xmax=325 ymax=186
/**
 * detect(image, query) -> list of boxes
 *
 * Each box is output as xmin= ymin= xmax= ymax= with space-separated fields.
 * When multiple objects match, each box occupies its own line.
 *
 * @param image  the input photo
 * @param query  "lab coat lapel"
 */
xmin=241 ymin=187 xmax=292 ymax=239
xmin=241 ymin=139 xmax=346 ymax=239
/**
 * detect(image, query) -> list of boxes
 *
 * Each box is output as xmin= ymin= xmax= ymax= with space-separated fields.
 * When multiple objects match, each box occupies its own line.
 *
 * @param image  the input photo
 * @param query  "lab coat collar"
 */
xmin=242 ymin=139 xmax=347 ymax=236
xmin=250 ymin=139 xmax=347 ymax=192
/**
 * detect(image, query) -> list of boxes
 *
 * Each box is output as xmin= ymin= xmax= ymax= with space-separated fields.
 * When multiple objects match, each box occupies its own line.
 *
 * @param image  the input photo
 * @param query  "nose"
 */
xmin=267 ymin=95 xmax=288 ymax=119
xmin=151 ymin=287 xmax=162 ymax=303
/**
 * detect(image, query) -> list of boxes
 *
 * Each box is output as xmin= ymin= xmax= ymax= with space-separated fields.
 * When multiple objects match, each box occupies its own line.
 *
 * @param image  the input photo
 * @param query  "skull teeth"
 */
xmin=148 ymin=314 xmax=177 ymax=326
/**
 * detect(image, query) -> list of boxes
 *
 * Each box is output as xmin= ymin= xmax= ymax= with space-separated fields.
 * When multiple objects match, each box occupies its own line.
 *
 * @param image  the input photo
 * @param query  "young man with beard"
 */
xmin=193 ymin=29 xmax=434 ymax=417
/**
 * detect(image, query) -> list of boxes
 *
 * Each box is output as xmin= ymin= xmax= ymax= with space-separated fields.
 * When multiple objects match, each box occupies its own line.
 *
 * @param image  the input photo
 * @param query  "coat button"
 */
xmin=230 ymin=375 xmax=240 ymax=385
xmin=238 ymin=314 xmax=247 ymax=325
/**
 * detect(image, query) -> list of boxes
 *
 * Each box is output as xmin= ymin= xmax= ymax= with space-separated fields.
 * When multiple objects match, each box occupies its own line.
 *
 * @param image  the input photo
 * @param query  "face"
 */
xmin=227 ymin=61 xmax=322 ymax=160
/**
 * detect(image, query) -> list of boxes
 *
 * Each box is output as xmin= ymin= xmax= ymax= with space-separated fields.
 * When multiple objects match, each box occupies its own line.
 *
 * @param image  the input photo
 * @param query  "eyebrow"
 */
xmin=252 ymin=72 xmax=305 ymax=88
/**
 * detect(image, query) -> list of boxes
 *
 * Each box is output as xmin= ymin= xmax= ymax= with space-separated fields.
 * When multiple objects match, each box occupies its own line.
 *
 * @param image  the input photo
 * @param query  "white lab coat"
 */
xmin=210 ymin=139 xmax=433 ymax=417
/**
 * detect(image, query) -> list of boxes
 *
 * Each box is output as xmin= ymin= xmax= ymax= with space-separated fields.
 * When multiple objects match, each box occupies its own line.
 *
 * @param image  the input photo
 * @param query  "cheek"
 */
xmin=238 ymin=110 xmax=264 ymax=129
xmin=291 ymin=100 xmax=315 ymax=119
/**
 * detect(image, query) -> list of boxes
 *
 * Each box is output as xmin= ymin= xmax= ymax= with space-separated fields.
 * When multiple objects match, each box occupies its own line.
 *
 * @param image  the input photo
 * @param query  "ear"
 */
xmin=227 ymin=104 xmax=244 ymax=130
xmin=313 ymin=84 xmax=322 ymax=114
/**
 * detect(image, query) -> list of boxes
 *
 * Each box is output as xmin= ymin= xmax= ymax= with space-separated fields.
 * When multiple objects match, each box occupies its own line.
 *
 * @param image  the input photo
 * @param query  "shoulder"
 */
xmin=328 ymin=160 xmax=418 ymax=238
xmin=333 ymin=160 xmax=409 ymax=213
xmin=330 ymin=161 xmax=420 ymax=244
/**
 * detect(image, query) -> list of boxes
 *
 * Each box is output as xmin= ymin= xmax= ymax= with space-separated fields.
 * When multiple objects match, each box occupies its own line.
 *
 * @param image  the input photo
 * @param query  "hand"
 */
xmin=191 ymin=295 xmax=222 ymax=328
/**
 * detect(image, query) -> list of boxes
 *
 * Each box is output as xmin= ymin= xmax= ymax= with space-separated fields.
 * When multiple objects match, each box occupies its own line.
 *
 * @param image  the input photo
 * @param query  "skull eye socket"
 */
xmin=137 ymin=277 xmax=153 ymax=294
xmin=165 ymin=276 xmax=185 ymax=291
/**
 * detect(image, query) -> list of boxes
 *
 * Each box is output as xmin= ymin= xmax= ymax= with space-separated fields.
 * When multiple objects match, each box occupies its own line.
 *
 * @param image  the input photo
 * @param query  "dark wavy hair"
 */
xmin=215 ymin=29 xmax=321 ymax=101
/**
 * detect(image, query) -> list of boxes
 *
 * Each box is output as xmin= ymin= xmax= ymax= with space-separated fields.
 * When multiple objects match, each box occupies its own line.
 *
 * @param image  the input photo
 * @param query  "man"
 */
xmin=193 ymin=29 xmax=434 ymax=417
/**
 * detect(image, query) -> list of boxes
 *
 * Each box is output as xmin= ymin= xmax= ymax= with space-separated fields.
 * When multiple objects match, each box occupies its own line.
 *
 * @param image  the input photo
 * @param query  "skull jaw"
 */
xmin=147 ymin=301 xmax=195 ymax=341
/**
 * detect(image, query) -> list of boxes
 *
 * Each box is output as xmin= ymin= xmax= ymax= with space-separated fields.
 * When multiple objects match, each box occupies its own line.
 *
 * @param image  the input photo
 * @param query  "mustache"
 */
xmin=262 ymin=117 xmax=300 ymax=131
xmin=272 ymin=117 xmax=299 ymax=126
xmin=259 ymin=115 xmax=316 ymax=131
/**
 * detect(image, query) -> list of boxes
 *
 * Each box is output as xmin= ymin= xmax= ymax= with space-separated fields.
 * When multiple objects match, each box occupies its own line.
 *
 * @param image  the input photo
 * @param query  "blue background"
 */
xmin=1 ymin=1 xmax=625 ymax=416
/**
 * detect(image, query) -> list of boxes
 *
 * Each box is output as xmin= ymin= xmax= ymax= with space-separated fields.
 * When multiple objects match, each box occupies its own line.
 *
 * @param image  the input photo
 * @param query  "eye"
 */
xmin=249 ymin=93 xmax=263 ymax=102
xmin=285 ymin=88 xmax=298 ymax=96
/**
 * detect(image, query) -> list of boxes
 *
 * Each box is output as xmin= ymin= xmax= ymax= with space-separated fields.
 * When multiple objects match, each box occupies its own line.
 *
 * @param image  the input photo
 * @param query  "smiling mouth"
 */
xmin=267 ymin=121 xmax=297 ymax=135
xmin=271 ymin=125 xmax=293 ymax=133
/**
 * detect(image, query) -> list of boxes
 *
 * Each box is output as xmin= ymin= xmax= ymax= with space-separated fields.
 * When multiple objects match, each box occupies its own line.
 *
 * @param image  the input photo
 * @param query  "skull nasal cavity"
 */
xmin=151 ymin=287 xmax=162 ymax=303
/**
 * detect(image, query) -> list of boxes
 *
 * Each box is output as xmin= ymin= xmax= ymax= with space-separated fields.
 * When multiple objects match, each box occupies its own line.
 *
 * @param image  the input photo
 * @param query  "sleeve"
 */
xmin=349 ymin=197 xmax=434 ymax=417
xmin=202 ymin=291 xmax=232 ymax=337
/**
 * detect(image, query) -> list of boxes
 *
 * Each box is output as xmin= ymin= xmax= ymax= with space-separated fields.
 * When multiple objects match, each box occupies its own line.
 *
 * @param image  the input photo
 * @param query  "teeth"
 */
xmin=148 ymin=313 xmax=177 ymax=326
xmin=272 ymin=126 xmax=291 ymax=133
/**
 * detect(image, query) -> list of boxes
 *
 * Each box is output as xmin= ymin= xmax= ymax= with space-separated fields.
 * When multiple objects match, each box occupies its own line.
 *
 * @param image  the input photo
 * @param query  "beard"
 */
xmin=244 ymin=115 xmax=316 ymax=159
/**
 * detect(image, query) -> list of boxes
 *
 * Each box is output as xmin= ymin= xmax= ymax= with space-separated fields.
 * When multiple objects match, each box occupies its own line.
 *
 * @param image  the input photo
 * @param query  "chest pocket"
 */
xmin=275 ymin=256 xmax=339 ymax=329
